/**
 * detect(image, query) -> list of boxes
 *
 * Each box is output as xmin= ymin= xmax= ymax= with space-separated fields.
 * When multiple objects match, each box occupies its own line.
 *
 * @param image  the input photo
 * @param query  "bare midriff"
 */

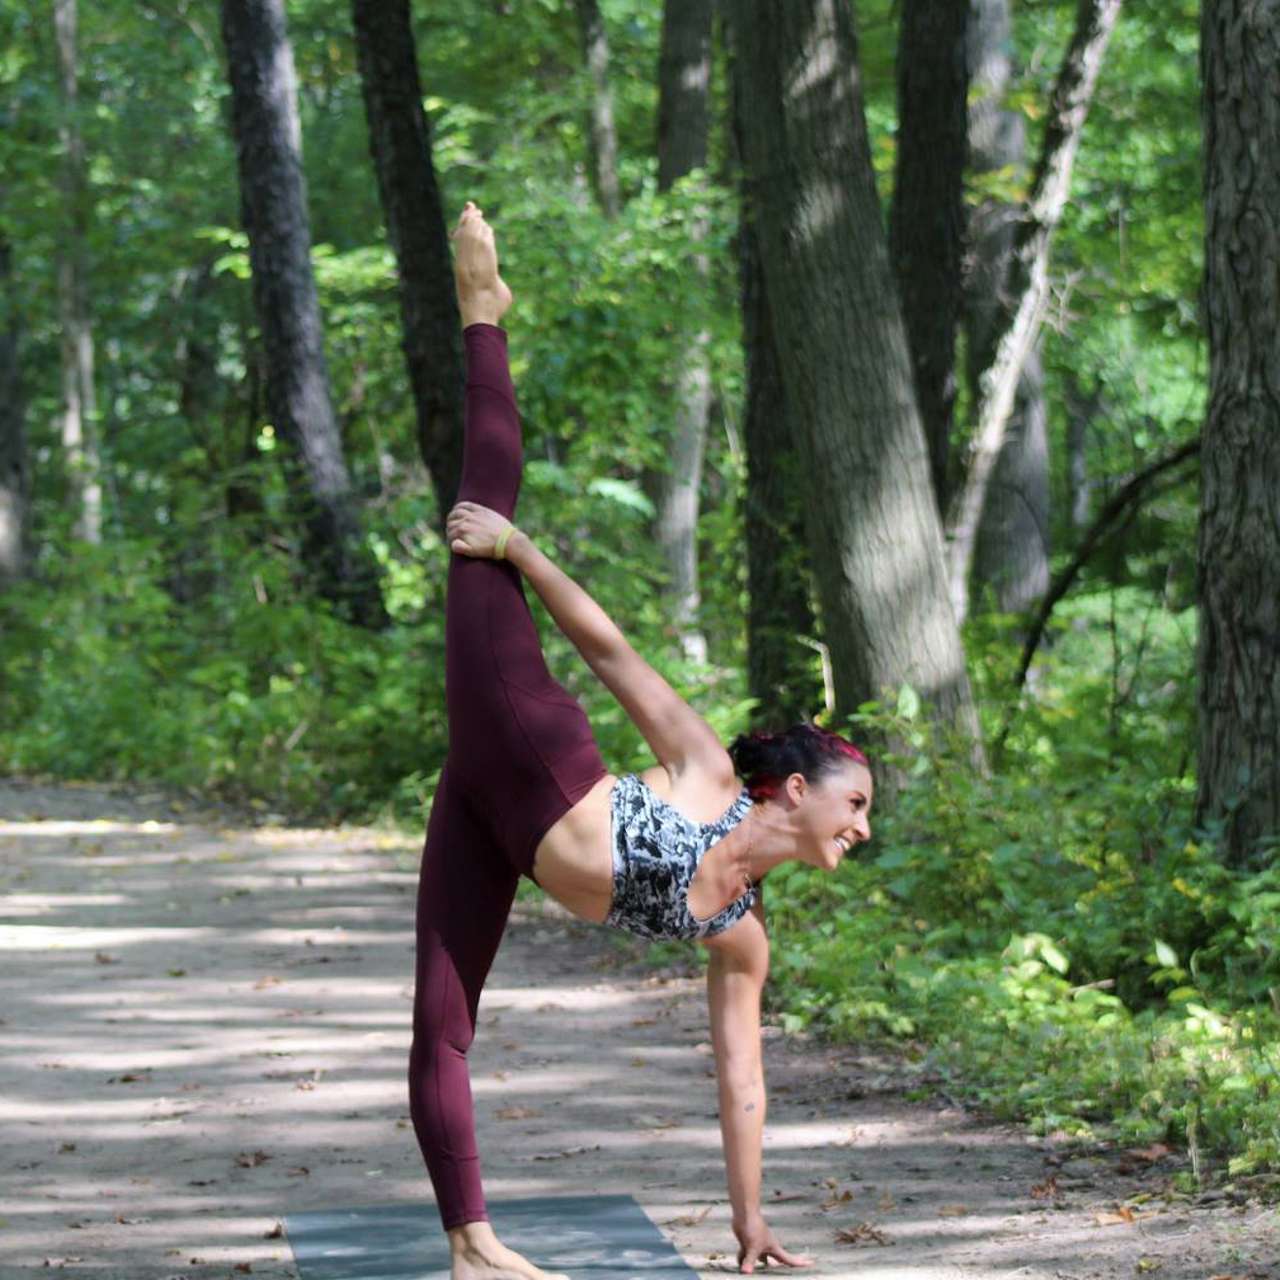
xmin=531 ymin=765 xmax=750 ymax=927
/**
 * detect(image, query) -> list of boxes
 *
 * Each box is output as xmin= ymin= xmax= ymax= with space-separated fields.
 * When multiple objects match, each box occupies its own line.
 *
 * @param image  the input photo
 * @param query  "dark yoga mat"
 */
xmin=283 ymin=1195 xmax=701 ymax=1279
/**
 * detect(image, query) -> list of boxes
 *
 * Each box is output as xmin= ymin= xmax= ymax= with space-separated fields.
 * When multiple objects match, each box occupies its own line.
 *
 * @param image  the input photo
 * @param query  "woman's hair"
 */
xmin=727 ymin=723 xmax=869 ymax=803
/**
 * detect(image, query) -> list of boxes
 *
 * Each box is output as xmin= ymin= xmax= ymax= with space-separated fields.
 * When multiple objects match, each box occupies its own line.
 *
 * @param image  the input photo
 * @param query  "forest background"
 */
xmin=1 ymin=0 xmax=1277 ymax=1189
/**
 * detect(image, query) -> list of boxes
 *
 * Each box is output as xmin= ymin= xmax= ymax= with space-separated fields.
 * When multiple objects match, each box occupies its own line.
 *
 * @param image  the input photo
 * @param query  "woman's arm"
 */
xmin=445 ymin=503 xmax=728 ymax=774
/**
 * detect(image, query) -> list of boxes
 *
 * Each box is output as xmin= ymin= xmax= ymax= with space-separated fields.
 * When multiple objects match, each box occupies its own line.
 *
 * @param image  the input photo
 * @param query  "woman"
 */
xmin=414 ymin=202 xmax=874 ymax=1280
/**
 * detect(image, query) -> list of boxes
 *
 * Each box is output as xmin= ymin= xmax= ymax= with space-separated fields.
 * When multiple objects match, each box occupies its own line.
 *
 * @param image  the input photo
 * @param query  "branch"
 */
xmin=944 ymin=0 xmax=1123 ymax=624
xmin=1010 ymin=436 xmax=1200 ymax=695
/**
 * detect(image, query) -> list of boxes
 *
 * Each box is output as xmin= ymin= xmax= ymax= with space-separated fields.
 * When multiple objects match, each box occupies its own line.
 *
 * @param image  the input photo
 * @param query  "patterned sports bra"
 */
xmin=603 ymin=773 xmax=758 ymax=942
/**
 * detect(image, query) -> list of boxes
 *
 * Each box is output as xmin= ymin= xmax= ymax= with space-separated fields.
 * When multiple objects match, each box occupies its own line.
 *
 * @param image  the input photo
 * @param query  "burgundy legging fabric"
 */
xmin=408 ymin=324 xmax=609 ymax=1231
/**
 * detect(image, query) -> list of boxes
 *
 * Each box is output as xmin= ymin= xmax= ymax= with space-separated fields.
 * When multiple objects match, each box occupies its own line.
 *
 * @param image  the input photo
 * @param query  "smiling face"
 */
xmin=784 ymin=760 xmax=874 ymax=870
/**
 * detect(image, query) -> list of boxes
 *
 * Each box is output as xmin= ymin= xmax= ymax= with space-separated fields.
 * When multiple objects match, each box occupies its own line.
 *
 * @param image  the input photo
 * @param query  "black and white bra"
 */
xmin=603 ymin=773 xmax=758 ymax=942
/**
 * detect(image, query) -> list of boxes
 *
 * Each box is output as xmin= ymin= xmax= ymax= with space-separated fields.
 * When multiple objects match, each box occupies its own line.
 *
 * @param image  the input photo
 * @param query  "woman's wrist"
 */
xmin=503 ymin=528 xmax=534 ymax=569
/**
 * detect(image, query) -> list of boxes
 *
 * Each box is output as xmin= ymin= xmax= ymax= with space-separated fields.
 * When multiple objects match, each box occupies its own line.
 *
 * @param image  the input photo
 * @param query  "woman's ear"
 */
xmin=783 ymin=772 xmax=807 ymax=807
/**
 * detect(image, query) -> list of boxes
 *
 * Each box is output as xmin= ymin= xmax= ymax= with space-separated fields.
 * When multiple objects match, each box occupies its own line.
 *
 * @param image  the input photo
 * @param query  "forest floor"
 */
xmin=2 ymin=777 xmax=1277 ymax=1280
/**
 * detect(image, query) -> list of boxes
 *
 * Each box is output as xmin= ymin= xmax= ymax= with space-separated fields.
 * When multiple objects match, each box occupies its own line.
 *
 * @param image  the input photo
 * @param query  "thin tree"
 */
xmin=729 ymin=0 xmax=981 ymax=760
xmin=220 ymin=0 xmax=386 ymax=627
xmin=966 ymin=0 xmax=1051 ymax=615
xmin=351 ymin=0 xmax=464 ymax=520
xmin=888 ymin=0 xmax=969 ymax=510
xmin=573 ymin=0 xmax=621 ymax=218
xmin=650 ymin=0 xmax=714 ymax=663
xmin=53 ymin=0 xmax=102 ymax=545
xmin=0 ymin=228 xmax=26 ymax=586
xmin=1196 ymin=0 xmax=1280 ymax=866
xmin=944 ymin=0 xmax=1122 ymax=623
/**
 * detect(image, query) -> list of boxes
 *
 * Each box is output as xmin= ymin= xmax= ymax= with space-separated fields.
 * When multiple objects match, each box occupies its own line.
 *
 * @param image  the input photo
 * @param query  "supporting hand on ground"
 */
xmin=447 ymin=501 xmax=519 ymax=560
xmin=733 ymin=1212 xmax=814 ymax=1274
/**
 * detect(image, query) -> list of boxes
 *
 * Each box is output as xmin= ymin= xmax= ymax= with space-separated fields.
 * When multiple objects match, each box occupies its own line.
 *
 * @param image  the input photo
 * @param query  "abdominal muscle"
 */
xmin=530 ymin=764 xmax=746 ymax=927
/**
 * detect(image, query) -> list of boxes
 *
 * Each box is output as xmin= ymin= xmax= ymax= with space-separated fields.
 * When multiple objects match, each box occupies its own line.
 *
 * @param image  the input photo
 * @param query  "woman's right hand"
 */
xmin=446 ymin=501 xmax=518 ymax=559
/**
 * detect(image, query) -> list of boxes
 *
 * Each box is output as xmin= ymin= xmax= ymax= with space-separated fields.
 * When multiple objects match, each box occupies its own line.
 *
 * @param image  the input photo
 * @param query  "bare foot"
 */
xmin=449 ymin=1223 xmax=570 ymax=1280
xmin=451 ymin=201 xmax=514 ymax=327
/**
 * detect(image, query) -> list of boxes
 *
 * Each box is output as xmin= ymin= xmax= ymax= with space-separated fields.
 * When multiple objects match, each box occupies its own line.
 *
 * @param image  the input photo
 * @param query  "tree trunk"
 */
xmin=729 ymin=0 xmax=981 ymax=761
xmin=650 ymin=0 xmax=714 ymax=664
xmin=0 ymin=231 xmax=26 ymax=587
xmin=53 ymin=0 xmax=102 ymax=546
xmin=351 ymin=0 xmax=465 ymax=521
xmin=1196 ymin=0 xmax=1280 ymax=867
xmin=1064 ymin=372 xmax=1101 ymax=532
xmin=573 ymin=0 xmax=621 ymax=218
xmin=889 ymin=0 xmax=969 ymax=512
xmin=966 ymin=0 xmax=1051 ymax=616
xmin=739 ymin=197 xmax=821 ymax=727
xmin=944 ymin=0 xmax=1122 ymax=624
xmin=220 ymin=0 xmax=386 ymax=628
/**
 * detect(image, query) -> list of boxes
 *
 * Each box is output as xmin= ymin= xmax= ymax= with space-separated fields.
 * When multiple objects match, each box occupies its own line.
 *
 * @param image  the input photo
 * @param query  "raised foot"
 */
xmin=451 ymin=200 xmax=514 ymax=326
xmin=451 ymin=1242 xmax=571 ymax=1280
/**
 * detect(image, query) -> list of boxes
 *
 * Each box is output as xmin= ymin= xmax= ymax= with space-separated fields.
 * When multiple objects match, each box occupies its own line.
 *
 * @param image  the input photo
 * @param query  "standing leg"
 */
xmin=408 ymin=764 xmax=518 ymax=1230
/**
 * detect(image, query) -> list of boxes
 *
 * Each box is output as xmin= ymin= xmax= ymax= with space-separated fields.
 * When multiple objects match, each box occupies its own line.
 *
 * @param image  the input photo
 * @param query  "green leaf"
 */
xmin=1154 ymin=939 xmax=1179 ymax=968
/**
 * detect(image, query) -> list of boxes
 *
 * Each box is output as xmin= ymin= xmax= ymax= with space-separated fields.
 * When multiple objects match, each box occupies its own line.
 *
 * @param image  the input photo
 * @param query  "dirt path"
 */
xmin=2 ymin=779 xmax=1276 ymax=1280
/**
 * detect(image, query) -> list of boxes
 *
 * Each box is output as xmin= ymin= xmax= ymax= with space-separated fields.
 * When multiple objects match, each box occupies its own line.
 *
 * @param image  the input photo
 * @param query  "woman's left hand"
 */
xmin=446 ymin=501 xmax=515 ymax=559
xmin=732 ymin=1212 xmax=814 ymax=1274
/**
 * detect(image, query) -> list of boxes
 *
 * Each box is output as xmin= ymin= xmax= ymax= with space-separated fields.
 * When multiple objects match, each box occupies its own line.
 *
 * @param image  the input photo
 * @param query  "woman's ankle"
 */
xmin=447 ymin=1218 xmax=496 ymax=1254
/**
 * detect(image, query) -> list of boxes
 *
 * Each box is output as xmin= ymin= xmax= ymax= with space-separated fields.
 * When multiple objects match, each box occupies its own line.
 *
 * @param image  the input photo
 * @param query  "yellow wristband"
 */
xmin=494 ymin=525 xmax=515 ymax=560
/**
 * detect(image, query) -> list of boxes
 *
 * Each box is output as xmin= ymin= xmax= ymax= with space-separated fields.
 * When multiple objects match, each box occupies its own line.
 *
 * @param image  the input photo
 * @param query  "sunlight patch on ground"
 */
xmin=0 ymin=818 xmax=179 ymax=835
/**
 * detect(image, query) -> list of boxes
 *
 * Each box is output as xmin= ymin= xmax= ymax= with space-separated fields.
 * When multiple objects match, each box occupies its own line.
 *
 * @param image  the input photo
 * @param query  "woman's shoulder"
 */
xmin=637 ymin=761 xmax=744 ymax=827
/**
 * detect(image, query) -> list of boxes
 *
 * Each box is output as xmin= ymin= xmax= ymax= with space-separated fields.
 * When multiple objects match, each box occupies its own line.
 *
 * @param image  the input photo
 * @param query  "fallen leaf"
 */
xmin=1136 ymin=1259 xmax=1163 ymax=1273
xmin=530 ymin=1144 xmax=601 ymax=1161
xmin=662 ymin=1205 xmax=712 ymax=1227
xmin=496 ymin=1106 xmax=542 ymax=1121
xmin=820 ymin=1189 xmax=854 ymax=1211
xmin=938 ymin=1204 xmax=968 ymax=1217
xmin=94 ymin=952 xmax=119 ymax=965
xmin=834 ymin=1222 xmax=891 ymax=1247
xmin=877 ymin=1192 xmax=896 ymax=1212
xmin=253 ymin=975 xmax=282 ymax=989
xmin=1126 ymin=1143 xmax=1171 ymax=1163
xmin=1030 ymin=1176 xmax=1059 ymax=1199
xmin=1095 ymin=1206 xmax=1146 ymax=1226
xmin=235 ymin=1150 xmax=271 ymax=1168
xmin=631 ymin=1017 xmax=659 ymax=1027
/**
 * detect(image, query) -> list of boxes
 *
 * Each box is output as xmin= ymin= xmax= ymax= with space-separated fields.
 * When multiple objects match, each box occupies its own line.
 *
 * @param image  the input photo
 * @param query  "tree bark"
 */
xmin=1196 ymin=0 xmax=1280 ymax=867
xmin=650 ymin=0 xmax=714 ymax=664
xmin=945 ymin=0 xmax=1122 ymax=624
xmin=220 ymin=0 xmax=386 ymax=628
xmin=739 ymin=197 xmax=821 ymax=727
xmin=966 ymin=0 xmax=1051 ymax=617
xmin=0 ymin=230 xmax=26 ymax=587
xmin=889 ymin=0 xmax=969 ymax=511
xmin=53 ymin=0 xmax=102 ymax=546
xmin=574 ymin=0 xmax=621 ymax=218
xmin=351 ymin=0 xmax=464 ymax=521
xmin=1064 ymin=373 xmax=1100 ymax=532
xmin=729 ymin=0 xmax=981 ymax=761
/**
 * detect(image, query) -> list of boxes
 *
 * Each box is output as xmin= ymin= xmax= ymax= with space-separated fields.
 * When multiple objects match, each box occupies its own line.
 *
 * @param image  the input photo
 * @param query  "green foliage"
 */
xmin=760 ymin=600 xmax=1280 ymax=1176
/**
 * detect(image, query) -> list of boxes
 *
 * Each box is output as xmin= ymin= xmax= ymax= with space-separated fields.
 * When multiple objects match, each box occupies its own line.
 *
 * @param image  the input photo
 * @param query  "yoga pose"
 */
xmin=412 ymin=202 xmax=874 ymax=1280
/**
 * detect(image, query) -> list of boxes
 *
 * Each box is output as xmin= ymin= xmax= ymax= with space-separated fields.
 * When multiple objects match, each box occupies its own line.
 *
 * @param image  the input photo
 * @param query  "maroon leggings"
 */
xmin=408 ymin=324 xmax=608 ymax=1231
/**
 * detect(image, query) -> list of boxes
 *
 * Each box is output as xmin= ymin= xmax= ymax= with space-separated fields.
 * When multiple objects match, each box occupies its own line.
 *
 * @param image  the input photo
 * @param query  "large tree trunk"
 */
xmin=945 ymin=0 xmax=1122 ymax=624
xmin=1196 ymin=0 xmax=1280 ymax=868
xmin=966 ymin=0 xmax=1050 ymax=615
xmin=0 ymin=230 xmax=26 ymax=587
xmin=650 ymin=0 xmax=714 ymax=664
xmin=889 ymin=0 xmax=969 ymax=511
xmin=729 ymin=0 xmax=981 ymax=761
xmin=739 ymin=199 xmax=821 ymax=727
xmin=220 ymin=0 xmax=386 ymax=628
xmin=574 ymin=0 xmax=621 ymax=219
xmin=351 ymin=0 xmax=464 ymax=521
xmin=53 ymin=0 xmax=102 ymax=546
